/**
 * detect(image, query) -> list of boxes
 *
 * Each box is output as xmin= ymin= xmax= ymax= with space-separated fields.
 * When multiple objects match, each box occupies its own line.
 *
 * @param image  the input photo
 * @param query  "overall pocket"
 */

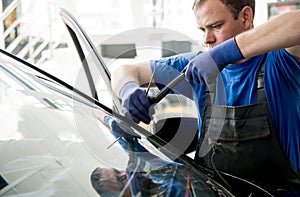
xmin=201 ymin=104 xmax=276 ymax=182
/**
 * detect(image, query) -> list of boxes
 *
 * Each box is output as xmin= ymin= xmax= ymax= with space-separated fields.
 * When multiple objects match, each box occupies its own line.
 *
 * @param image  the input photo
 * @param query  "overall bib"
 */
xmin=194 ymin=55 xmax=300 ymax=192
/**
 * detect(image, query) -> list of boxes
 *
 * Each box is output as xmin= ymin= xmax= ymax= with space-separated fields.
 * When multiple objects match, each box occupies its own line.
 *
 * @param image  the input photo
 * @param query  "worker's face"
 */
xmin=194 ymin=0 xmax=247 ymax=49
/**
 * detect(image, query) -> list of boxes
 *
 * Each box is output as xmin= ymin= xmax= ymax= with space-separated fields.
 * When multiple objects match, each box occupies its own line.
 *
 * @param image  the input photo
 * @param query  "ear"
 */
xmin=239 ymin=6 xmax=253 ymax=30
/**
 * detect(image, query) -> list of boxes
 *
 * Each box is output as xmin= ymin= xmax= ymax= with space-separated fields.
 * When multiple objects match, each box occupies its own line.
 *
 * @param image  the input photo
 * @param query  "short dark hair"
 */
xmin=90 ymin=168 xmax=120 ymax=197
xmin=192 ymin=0 xmax=255 ymax=19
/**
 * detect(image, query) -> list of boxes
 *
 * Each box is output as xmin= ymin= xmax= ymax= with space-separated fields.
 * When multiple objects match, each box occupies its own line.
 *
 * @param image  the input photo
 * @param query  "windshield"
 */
xmin=0 ymin=7 xmax=276 ymax=197
xmin=0 ymin=47 xmax=229 ymax=197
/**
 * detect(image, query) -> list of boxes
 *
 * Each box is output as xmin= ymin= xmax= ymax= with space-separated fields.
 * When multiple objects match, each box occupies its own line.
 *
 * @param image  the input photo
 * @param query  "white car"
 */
xmin=0 ymin=8 xmax=276 ymax=197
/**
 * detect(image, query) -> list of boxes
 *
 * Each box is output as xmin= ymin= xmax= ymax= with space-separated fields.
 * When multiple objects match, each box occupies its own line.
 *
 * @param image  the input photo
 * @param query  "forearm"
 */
xmin=236 ymin=10 xmax=300 ymax=59
xmin=111 ymin=62 xmax=153 ymax=98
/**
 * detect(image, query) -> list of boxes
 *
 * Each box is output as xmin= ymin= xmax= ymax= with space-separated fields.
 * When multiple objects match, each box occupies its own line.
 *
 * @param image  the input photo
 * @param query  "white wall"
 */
xmin=19 ymin=0 xmax=278 ymax=44
xmin=254 ymin=0 xmax=277 ymax=27
xmin=69 ymin=0 xmax=278 ymax=43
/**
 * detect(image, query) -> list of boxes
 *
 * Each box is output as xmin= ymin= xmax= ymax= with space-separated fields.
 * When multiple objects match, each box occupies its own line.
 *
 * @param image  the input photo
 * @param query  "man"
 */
xmin=111 ymin=0 xmax=300 ymax=193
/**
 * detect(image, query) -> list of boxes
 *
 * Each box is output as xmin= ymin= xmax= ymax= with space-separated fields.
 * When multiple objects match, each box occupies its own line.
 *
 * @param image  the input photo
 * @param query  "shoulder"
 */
xmin=266 ymin=49 xmax=300 ymax=71
xmin=264 ymin=50 xmax=300 ymax=91
xmin=267 ymin=49 xmax=298 ymax=61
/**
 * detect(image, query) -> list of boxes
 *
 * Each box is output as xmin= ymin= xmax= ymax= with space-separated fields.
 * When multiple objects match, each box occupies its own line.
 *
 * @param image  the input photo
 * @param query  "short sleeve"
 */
xmin=149 ymin=51 xmax=202 ymax=99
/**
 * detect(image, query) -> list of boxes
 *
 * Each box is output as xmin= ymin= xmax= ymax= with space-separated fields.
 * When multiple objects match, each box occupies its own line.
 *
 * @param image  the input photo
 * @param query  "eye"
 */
xmin=211 ymin=22 xmax=223 ymax=29
xmin=198 ymin=27 xmax=205 ymax=32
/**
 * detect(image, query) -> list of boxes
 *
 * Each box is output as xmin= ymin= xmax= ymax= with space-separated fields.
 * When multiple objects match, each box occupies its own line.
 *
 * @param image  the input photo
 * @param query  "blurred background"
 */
xmin=0 ymin=1 xmax=299 ymax=195
xmin=0 ymin=0 xmax=299 ymax=84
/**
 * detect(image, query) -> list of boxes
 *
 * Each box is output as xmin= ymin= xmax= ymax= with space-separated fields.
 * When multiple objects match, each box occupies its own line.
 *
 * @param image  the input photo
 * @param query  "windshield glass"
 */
xmin=0 ymin=48 xmax=228 ymax=197
xmin=0 ymin=7 xmax=275 ymax=196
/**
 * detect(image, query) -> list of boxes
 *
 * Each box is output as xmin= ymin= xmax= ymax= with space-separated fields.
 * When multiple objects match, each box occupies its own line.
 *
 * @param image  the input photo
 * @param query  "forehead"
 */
xmin=194 ymin=0 xmax=233 ymax=27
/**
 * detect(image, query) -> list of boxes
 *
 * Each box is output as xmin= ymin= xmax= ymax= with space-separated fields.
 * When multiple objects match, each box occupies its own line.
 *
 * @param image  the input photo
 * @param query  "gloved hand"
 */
xmin=104 ymin=116 xmax=140 ymax=139
xmin=185 ymin=37 xmax=244 ymax=84
xmin=120 ymin=82 xmax=152 ymax=124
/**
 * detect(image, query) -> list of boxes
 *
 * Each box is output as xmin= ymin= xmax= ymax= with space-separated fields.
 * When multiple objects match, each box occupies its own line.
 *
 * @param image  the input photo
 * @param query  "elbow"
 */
xmin=111 ymin=64 xmax=136 ymax=98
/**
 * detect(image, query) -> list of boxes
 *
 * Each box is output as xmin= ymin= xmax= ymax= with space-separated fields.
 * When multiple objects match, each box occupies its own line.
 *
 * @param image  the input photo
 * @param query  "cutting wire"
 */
xmin=145 ymin=65 xmax=156 ymax=96
xmin=107 ymin=67 xmax=157 ymax=149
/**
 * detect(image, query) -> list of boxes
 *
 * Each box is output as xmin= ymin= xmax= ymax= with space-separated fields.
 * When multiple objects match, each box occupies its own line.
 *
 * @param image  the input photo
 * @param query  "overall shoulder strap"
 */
xmin=204 ymin=83 xmax=216 ymax=105
xmin=256 ymin=53 xmax=268 ymax=103
xmin=205 ymin=53 xmax=268 ymax=105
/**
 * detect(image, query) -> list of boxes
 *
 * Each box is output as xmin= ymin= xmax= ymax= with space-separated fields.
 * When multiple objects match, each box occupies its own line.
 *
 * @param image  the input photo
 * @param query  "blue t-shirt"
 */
xmin=150 ymin=49 xmax=300 ymax=172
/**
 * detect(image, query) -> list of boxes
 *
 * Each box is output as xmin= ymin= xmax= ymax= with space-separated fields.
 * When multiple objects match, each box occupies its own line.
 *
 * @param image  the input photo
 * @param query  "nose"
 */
xmin=203 ymin=30 xmax=216 ymax=46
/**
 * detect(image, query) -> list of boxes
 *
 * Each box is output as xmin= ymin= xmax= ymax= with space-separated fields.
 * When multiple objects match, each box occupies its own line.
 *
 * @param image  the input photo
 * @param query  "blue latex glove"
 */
xmin=120 ymin=82 xmax=152 ymax=124
xmin=185 ymin=37 xmax=244 ymax=84
xmin=103 ymin=116 xmax=140 ymax=139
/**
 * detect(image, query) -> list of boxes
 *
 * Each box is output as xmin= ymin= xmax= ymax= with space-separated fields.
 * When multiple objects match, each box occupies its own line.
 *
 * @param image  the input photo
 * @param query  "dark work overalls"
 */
xmin=194 ymin=54 xmax=300 ymax=193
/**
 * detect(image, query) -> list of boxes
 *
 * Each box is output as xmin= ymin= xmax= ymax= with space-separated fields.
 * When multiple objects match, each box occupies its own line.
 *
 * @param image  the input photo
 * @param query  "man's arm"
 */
xmin=111 ymin=62 xmax=155 ymax=123
xmin=236 ymin=10 xmax=300 ymax=62
xmin=185 ymin=11 xmax=300 ymax=84
xmin=111 ymin=62 xmax=154 ymax=98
